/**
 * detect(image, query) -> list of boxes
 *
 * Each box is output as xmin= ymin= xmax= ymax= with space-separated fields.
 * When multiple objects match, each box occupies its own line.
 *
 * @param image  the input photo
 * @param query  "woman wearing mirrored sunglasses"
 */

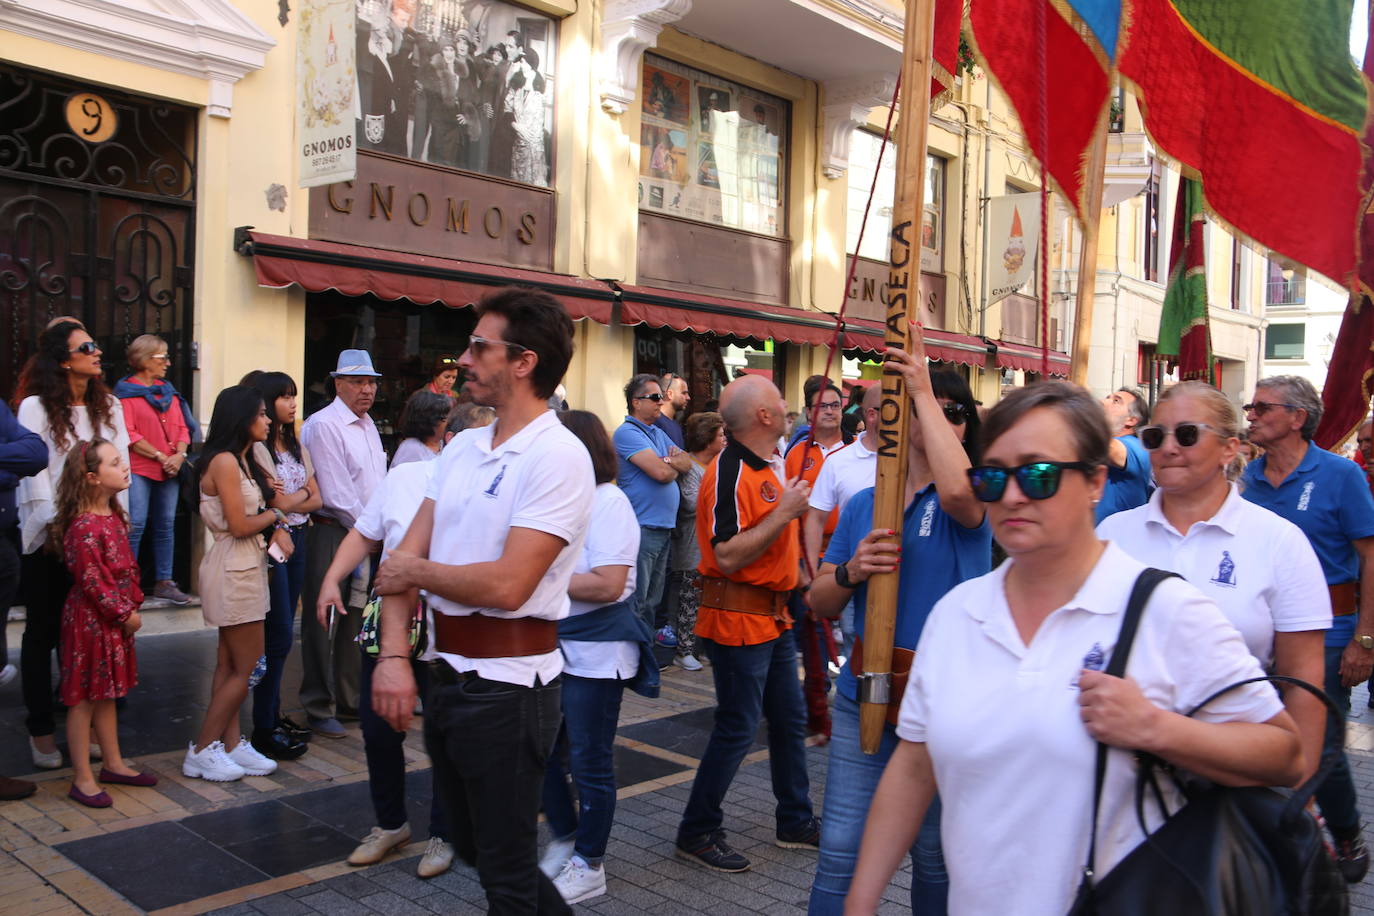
xmin=1097 ymin=381 xmax=1328 ymax=787
xmin=847 ymin=381 xmax=1300 ymax=916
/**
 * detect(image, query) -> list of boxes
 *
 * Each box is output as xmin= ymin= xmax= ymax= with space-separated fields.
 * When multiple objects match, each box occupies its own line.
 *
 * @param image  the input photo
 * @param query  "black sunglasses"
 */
xmin=1138 ymin=422 xmax=1218 ymax=450
xmin=941 ymin=403 xmax=968 ymax=424
xmin=635 ymin=393 xmax=664 ymax=403
xmin=1242 ymin=401 xmax=1300 ymax=416
xmin=966 ymin=461 xmax=1097 ymax=502
xmin=69 ymin=341 xmax=99 ymax=355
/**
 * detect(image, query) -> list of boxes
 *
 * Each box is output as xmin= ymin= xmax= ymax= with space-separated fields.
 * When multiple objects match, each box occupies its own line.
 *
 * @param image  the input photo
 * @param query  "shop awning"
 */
xmin=841 ymin=317 xmax=992 ymax=370
xmin=237 ymin=230 xmax=618 ymax=324
xmin=618 ymin=284 xmax=845 ymax=349
xmin=993 ymin=340 xmax=1072 ymax=377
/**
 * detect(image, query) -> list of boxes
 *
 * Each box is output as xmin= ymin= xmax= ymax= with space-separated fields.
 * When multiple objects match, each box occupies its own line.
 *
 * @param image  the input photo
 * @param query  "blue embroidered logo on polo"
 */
xmin=1072 ymin=642 xmax=1107 ymax=687
xmin=1211 ymin=550 xmax=1237 ymax=588
xmin=484 ymin=464 xmax=507 ymax=498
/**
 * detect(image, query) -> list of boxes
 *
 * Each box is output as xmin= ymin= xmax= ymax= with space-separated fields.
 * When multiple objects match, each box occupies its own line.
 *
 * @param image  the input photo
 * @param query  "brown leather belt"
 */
xmin=310 ymin=513 xmax=342 ymax=528
xmin=431 ymin=613 xmax=558 ymax=658
xmin=700 ymin=576 xmax=788 ymax=616
xmin=850 ymin=636 xmax=915 ymax=727
xmin=1330 ymin=581 xmax=1358 ymax=616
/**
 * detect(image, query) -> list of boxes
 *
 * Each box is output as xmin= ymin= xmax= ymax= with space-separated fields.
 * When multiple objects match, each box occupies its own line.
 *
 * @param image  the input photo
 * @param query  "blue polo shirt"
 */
xmin=1242 ymin=442 xmax=1374 ymax=647
xmin=823 ymin=484 xmax=992 ymax=703
xmin=613 ymin=416 xmax=680 ymax=529
xmin=653 ymin=413 xmax=685 ymax=449
xmin=1095 ymin=434 xmax=1153 ymax=523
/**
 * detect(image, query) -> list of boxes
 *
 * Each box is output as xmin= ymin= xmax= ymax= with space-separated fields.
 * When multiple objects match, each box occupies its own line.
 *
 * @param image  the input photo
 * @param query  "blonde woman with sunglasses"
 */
xmin=1097 ymin=382 xmax=1328 ymax=787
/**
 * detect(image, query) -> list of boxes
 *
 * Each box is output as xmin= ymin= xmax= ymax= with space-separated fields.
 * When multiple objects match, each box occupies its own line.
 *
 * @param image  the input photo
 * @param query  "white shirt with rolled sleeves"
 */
xmin=808 ymin=437 xmax=877 ymax=516
xmin=896 ymin=542 xmax=1284 ymax=916
xmin=561 ymin=483 xmax=640 ymax=680
xmin=1097 ymin=485 xmax=1332 ymax=669
xmin=300 ymin=397 xmax=387 ymax=528
xmin=422 ymin=409 xmax=595 ymax=687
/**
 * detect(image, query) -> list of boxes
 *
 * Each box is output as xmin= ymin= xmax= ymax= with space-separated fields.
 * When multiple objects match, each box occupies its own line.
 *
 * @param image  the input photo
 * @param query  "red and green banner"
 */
xmin=1119 ymin=0 xmax=1369 ymax=287
xmin=1156 ymin=178 xmax=1213 ymax=382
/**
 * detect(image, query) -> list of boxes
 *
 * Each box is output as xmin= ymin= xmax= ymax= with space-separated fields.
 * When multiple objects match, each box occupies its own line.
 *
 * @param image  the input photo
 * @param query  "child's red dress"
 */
xmin=59 ymin=513 xmax=144 ymax=705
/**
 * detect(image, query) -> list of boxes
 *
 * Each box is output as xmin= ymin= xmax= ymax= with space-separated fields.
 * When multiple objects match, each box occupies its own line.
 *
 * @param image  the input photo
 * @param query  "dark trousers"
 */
xmin=679 ymin=630 xmax=814 ymax=840
xmin=20 ymin=549 xmax=72 ymax=737
xmin=541 ymin=674 xmax=626 ymax=866
xmin=1317 ymin=643 xmax=1362 ymax=835
xmin=299 ymin=522 xmax=364 ymax=720
xmin=0 ymin=528 xmax=19 ymax=662
xmin=359 ymin=650 xmax=447 ymax=839
xmin=424 ymin=669 xmax=569 ymax=915
xmin=253 ymin=525 xmax=307 ymax=731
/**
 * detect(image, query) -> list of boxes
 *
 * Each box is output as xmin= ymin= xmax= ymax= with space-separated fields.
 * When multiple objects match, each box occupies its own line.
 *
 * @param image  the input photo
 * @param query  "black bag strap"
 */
xmin=1079 ymin=567 xmax=1179 ymax=888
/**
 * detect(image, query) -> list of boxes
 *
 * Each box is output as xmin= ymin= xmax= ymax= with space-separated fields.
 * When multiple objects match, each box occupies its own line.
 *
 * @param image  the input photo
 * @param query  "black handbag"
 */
xmin=1068 ymin=569 xmax=1348 ymax=916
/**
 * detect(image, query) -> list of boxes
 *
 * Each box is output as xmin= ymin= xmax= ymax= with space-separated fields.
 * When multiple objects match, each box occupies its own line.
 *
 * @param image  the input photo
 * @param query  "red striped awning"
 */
xmin=239 ymin=230 xmax=617 ymax=323
xmin=993 ymin=340 xmax=1072 ymax=377
xmin=617 ymin=284 xmax=842 ymax=348
xmin=841 ymin=317 xmax=991 ymax=370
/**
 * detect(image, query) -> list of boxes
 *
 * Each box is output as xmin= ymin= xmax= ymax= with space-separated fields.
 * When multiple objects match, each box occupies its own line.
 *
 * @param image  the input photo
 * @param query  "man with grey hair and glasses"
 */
xmin=1241 ymin=374 xmax=1374 ymax=883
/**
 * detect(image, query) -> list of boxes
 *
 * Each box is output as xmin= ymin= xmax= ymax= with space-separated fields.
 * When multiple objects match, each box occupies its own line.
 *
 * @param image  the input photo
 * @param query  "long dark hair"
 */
xmin=929 ymin=369 xmax=983 ymax=464
xmin=198 ymin=386 xmax=272 ymax=504
xmin=24 ymin=321 xmax=118 ymax=452
xmin=558 ymin=410 xmax=617 ymax=485
xmin=248 ymin=371 xmax=302 ymax=463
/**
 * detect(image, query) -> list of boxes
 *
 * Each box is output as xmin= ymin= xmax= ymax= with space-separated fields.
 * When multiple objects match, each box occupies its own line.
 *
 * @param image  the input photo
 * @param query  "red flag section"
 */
xmin=930 ymin=0 xmax=961 ymax=99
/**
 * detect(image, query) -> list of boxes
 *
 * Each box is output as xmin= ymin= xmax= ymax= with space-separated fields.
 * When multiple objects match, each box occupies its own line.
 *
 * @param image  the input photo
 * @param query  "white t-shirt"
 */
xmin=16 ymin=395 xmax=131 ymax=553
xmin=561 ymin=484 xmax=640 ymax=680
xmin=897 ymin=542 xmax=1283 ymax=916
xmin=421 ymin=409 xmax=595 ymax=687
xmin=1097 ymin=485 xmax=1331 ymax=669
xmin=354 ymin=461 xmax=433 ymax=556
xmin=808 ymin=436 xmax=877 ymax=514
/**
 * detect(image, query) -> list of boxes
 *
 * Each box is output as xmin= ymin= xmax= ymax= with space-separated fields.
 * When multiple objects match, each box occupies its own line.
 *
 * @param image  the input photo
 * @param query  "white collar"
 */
xmin=1141 ymin=483 xmax=1242 ymax=538
xmin=474 ymin=409 xmax=557 ymax=457
xmin=967 ymin=541 xmax=1141 ymax=625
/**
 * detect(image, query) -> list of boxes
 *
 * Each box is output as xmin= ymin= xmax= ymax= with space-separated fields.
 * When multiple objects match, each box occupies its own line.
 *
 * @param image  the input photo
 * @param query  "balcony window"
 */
xmin=1265 ymin=258 xmax=1306 ymax=306
xmin=845 ymin=134 xmax=944 ymax=272
xmin=1264 ymin=323 xmax=1305 ymax=360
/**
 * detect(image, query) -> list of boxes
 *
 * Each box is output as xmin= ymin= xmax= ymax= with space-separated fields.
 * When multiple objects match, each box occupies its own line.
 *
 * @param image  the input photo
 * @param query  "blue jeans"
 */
xmin=808 ymin=694 xmax=947 ymax=915
xmin=679 ymin=630 xmax=814 ymax=839
xmin=252 ymin=525 xmax=307 ymax=731
xmin=541 ymin=673 xmax=625 ymax=865
xmin=634 ymin=527 xmax=672 ymax=630
xmin=128 ymin=472 xmax=179 ymax=581
xmin=360 ymin=650 xmax=447 ymax=839
xmin=1316 ymin=643 xmax=1362 ymax=835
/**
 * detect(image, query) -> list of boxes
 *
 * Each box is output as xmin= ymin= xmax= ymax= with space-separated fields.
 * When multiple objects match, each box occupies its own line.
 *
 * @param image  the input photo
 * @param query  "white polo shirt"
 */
xmin=897 ymin=542 xmax=1282 ymax=916
xmin=808 ymin=436 xmax=876 ymax=515
xmin=422 ymin=409 xmax=595 ymax=687
xmin=1097 ymin=485 xmax=1331 ymax=669
xmin=354 ymin=460 xmax=432 ymax=557
xmin=561 ymin=483 xmax=640 ymax=680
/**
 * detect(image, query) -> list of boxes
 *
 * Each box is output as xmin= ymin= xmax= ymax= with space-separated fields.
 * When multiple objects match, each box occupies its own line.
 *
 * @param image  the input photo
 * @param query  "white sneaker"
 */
xmin=0 ymin=663 xmax=16 ymax=687
xmin=348 ymin=824 xmax=411 ymax=866
xmin=183 ymin=741 xmax=246 ymax=782
xmin=29 ymin=737 xmax=61 ymax=770
xmin=416 ymin=836 xmax=454 ymax=878
xmin=673 ymin=653 xmax=703 ymax=671
xmin=227 ymin=737 xmax=278 ymax=776
xmin=553 ymin=856 xmax=606 ymax=905
xmin=539 ymin=835 xmax=576 ymax=878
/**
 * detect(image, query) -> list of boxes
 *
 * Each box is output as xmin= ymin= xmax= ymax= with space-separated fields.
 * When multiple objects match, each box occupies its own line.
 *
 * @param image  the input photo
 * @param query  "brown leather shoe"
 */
xmin=0 ymin=776 xmax=37 ymax=801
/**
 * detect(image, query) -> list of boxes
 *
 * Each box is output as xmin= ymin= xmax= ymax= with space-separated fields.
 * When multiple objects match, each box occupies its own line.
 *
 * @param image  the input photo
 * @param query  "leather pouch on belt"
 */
xmin=850 ymin=636 xmax=915 ymax=728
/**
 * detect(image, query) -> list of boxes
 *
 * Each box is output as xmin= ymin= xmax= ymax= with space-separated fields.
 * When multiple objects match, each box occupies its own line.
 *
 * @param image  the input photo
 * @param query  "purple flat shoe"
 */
xmin=68 ymin=785 xmax=113 ymax=808
xmin=98 ymin=768 xmax=158 ymax=787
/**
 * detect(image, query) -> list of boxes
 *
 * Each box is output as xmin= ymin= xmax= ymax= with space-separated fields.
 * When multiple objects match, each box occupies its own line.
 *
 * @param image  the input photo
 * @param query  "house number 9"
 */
xmin=65 ymin=93 xmax=118 ymax=144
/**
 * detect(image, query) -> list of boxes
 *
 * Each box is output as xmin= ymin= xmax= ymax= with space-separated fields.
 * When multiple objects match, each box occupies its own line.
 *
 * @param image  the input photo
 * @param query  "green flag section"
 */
xmin=1119 ymin=0 xmax=1369 ymax=286
xmin=1156 ymin=178 xmax=1213 ymax=382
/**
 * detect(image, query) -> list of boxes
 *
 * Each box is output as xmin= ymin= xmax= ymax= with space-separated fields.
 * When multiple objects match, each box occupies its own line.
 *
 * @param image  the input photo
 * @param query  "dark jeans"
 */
xmin=541 ymin=674 xmax=626 ymax=866
xmin=359 ymin=650 xmax=447 ymax=839
xmin=0 ymin=528 xmax=18 ymax=662
xmin=252 ymin=525 xmax=307 ymax=731
xmin=1317 ymin=643 xmax=1362 ymax=835
xmin=425 ymin=668 xmax=569 ymax=915
xmin=20 ymin=549 xmax=72 ymax=737
xmin=679 ymin=630 xmax=814 ymax=840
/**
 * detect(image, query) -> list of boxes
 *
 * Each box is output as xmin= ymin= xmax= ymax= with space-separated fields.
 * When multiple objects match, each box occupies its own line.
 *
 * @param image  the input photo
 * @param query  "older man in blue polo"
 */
xmin=299 ymin=349 xmax=389 ymax=738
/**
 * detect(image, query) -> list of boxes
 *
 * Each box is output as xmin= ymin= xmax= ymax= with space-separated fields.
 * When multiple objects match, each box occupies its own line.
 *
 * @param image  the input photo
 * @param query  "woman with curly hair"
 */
xmin=16 ymin=320 xmax=130 ymax=770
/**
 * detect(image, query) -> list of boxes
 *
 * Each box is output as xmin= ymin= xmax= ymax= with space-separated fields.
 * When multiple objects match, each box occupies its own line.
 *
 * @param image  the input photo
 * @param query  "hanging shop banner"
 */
xmin=298 ymin=0 xmax=357 ymax=189
xmin=985 ymin=192 xmax=1042 ymax=304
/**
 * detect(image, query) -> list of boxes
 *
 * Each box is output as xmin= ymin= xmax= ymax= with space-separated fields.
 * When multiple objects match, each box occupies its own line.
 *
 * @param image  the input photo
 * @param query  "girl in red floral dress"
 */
xmin=53 ymin=437 xmax=154 ymax=808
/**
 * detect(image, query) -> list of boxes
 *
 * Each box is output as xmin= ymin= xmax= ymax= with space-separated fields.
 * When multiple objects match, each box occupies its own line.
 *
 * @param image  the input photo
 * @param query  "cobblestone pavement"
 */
xmin=2 ymin=622 xmax=1374 ymax=914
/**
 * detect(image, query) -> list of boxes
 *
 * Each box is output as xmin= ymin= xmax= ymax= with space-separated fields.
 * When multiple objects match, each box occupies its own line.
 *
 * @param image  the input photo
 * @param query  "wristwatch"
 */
xmin=834 ymin=562 xmax=855 ymax=590
xmin=1355 ymin=634 xmax=1374 ymax=650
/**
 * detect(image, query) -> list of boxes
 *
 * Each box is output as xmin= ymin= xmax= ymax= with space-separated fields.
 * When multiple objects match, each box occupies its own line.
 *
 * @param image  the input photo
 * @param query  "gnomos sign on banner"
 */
xmin=985 ymin=192 xmax=1042 ymax=305
xmin=297 ymin=0 xmax=357 ymax=189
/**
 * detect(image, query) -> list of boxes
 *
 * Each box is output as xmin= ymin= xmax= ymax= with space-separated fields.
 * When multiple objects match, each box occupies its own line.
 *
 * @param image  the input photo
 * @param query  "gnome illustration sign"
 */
xmin=987 ymin=192 xmax=1042 ymax=304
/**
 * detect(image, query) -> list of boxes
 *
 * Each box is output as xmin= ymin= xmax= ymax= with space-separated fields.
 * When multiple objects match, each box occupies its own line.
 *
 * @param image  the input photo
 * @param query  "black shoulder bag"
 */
xmin=1068 ymin=568 xmax=1348 ymax=916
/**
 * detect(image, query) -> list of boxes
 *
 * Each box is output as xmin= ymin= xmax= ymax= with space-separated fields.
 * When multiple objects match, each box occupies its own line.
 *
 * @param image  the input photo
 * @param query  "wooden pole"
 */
xmin=861 ymin=0 xmax=936 ymax=755
xmin=1069 ymin=119 xmax=1109 ymax=386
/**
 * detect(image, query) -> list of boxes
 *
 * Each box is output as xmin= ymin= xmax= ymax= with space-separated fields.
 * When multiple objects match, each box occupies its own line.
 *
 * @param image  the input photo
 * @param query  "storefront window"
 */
xmin=639 ymin=55 xmax=788 ymax=237
xmin=845 ymin=132 xmax=943 ymax=272
xmin=354 ymin=0 xmax=556 ymax=187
